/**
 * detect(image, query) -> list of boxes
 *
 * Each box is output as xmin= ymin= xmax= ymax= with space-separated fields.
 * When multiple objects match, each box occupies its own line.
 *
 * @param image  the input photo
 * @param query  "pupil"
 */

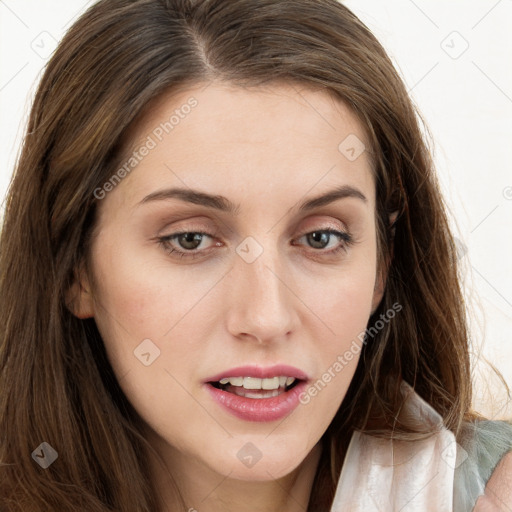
xmin=179 ymin=233 xmax=202 ymax=250
xmin=308 ymin=231 xmax=329 ymax=249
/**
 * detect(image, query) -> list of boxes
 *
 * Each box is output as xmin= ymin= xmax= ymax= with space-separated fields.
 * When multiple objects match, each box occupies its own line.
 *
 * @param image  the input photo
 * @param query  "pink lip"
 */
xmin=204 ymin=364 xmax=309 ymax=383
xmin=204 ymin=379 xmax=309 ymax=422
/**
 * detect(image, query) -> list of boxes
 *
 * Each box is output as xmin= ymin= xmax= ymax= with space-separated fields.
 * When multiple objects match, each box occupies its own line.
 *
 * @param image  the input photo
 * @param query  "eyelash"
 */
xmin=157 ymin=228 xmax=355 ymax=260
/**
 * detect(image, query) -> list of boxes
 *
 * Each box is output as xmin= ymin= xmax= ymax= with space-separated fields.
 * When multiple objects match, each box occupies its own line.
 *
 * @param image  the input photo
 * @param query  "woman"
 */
xmin=0 ymin=0 xmax=510 ymax=510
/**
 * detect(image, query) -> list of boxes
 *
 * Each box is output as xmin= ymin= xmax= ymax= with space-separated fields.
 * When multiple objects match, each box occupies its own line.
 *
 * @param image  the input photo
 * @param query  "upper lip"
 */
xmin=204 ymin=364 xmax=310 ymax=383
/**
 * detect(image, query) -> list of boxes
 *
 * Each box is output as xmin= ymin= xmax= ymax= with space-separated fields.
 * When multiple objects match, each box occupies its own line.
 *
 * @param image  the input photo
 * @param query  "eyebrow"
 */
xmin=137 ymin=184 xmax=367 ymax=213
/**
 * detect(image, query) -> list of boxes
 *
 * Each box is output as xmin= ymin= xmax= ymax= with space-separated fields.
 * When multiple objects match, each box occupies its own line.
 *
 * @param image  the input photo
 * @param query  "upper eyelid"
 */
xmin=159 ymin=215 xmax=349 ymax=236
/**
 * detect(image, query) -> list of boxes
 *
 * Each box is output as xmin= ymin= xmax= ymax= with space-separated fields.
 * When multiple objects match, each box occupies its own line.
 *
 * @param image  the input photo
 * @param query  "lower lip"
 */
xmin=204 ymin=381 xmax=309 ymax=422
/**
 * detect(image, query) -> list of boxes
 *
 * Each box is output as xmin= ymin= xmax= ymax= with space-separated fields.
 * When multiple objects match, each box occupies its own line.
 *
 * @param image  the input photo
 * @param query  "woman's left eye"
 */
xmin=294 ymin=229 xmax=354 ymax=255
xmin=157 ymin=228 xmax=354 ymax=260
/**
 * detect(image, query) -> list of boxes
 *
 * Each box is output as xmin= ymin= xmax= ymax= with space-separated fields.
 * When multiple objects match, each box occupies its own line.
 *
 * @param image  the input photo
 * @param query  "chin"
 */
xmin=226 ymin=458 xmax=302 ymax=482
xmin=211 ymin=441 xmax=307 ymax=482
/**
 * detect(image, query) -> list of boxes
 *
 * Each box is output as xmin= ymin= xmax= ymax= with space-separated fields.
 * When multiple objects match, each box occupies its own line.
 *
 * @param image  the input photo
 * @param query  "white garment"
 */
xmin=329 ymin=381 xmax=512 ymax=512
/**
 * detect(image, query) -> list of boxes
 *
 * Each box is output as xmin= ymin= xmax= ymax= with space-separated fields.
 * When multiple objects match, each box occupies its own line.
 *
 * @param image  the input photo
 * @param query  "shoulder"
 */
xmin=454 ymin=419 xmax=512 ymax=511
xmin=473 ymin=451 xmax=512 ymax=511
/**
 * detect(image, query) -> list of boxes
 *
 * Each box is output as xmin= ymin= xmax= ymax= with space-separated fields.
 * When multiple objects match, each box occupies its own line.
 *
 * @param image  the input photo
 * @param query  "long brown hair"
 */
xmin=0 ymin=0 xmax=475 ymax=510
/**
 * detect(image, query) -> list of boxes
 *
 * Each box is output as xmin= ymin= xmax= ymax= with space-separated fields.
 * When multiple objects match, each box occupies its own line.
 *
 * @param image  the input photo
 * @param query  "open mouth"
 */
xmin=208 ymin=378 xmax=302 ymax=399
xmin=204 ymin=374 xmax=309 ymax=421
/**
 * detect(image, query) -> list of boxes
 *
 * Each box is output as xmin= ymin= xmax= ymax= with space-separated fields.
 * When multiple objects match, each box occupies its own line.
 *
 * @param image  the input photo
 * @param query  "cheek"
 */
xmin=295 ymin=280 xmax=373 ymax=431
xmin=88 ymin=241 xmax=209 ymax=443
xmin=89 ymin=234 xmax=224 ymax=376
xmin=306 ymin=244 xmax=378 ymax=338
xmin=310 ymin=271 xmax=374 ymax=370
xmin=296 ymin=246 xmax=377 ymax=403
xmin=92 ymin=232 xmax=187 ymax=326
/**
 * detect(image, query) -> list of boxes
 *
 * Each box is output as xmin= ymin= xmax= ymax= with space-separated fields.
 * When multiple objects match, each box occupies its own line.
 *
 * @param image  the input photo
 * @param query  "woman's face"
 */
xmin=74 ymin=81 xmax=382 ymax=483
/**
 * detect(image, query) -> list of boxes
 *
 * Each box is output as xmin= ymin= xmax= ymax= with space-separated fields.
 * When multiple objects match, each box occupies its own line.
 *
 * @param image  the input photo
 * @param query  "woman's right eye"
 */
xmin=157 ymin=231 xmax=218 ymax=259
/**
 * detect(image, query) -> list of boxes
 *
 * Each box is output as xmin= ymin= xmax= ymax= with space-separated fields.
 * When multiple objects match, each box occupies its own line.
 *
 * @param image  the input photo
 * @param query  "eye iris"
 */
xmin=308 ymin=231 xmax=330 ymax=249
xmin=179 ymin=233 xmax=203 ymax=250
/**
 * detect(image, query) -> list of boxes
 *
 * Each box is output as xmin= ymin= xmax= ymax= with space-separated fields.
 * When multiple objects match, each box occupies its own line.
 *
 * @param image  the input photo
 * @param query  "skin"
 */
xmin=70 ymin=81 xmax=386 ymax=512
xmin=474 ymin=452 xmax=512 ymax=511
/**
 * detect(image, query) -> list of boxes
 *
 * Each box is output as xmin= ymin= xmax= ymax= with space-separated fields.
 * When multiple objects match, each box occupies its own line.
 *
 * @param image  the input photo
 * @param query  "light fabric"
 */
xmin=329 ymin=381 xmax=512 ymax=512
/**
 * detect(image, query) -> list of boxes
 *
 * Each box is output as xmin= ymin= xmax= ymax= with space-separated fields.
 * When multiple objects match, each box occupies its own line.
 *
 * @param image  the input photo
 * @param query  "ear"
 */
xmin=370 ymin=210 xmax=399 ymax=315
xmin=65 ymin=262 xmax=95 ymax=319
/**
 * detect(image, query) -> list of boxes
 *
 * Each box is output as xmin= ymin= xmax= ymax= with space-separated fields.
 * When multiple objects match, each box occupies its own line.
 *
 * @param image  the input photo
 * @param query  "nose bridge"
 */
xmin=225 ymin=235 xmax=297 ymax=341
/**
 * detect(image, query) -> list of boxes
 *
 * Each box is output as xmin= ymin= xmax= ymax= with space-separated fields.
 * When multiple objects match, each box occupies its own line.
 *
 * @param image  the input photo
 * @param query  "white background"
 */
xmin=1 ymin=0 xmax=511 ymax=419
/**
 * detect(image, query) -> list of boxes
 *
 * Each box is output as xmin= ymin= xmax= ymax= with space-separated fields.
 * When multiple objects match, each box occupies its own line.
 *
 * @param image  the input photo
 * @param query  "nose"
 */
xmin=224 ymin=241 xmax=299 ymax=344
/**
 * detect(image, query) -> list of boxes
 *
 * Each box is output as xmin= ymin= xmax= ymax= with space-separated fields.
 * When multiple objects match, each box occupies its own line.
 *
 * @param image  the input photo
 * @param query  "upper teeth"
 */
xmin=218 ymin=376 xmax=296 ymax=390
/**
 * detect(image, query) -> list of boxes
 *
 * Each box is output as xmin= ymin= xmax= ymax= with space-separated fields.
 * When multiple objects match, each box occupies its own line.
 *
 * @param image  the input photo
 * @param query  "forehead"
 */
xmin=104 ymin=80 xmax=375 ymax=214
xmin=128 ymin=80 xmax=370 ymax=150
